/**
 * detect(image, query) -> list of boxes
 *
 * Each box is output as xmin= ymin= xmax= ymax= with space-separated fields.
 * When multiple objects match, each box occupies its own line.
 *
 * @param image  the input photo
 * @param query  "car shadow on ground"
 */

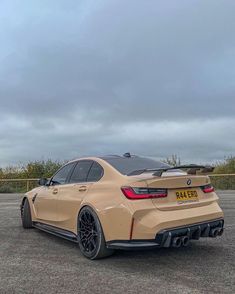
xmin=33 ymin=226 xmax=224 ymax=270
xmin=17 ymin=224 xmax=232 ymax=293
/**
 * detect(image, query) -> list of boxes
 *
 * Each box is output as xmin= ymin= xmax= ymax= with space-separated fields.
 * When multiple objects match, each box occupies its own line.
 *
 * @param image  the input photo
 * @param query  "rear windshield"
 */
xmin=102 ymin=157 xmax=171 ymax=175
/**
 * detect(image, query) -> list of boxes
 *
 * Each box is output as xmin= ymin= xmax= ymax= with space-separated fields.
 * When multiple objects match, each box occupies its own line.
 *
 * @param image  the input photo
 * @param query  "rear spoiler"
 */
xmin=152 ymin=165 xmax=214 ymax=177
xmin=128 ymin=165 xmax=214 ymax=176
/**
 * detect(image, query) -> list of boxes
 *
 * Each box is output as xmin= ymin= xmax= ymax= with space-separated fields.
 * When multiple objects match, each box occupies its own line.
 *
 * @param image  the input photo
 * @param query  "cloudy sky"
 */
xmin=0 ymin=0 xmax=235 ymax=166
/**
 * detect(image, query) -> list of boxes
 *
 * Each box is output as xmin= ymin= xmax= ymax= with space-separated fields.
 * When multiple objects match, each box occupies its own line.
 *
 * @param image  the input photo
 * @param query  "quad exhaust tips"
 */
xmin=160 ymin=220 xmax=224 ymax=248
xmin=171 ymin=226 xmax=223 ymax=247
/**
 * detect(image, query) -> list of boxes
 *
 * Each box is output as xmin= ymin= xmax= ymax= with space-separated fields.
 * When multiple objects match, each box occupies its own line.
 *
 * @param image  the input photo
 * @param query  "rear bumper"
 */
xmin=155 ymin=218 xmax=224 ymax=247
xmin=106 ymin=218 xmax=224 ymax=250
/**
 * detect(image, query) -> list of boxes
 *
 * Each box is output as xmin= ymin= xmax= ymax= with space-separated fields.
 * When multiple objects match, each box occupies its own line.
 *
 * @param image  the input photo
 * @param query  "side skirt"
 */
xmin=106 ymin=240 xmax=159 ymax=250
xmin=33 ymin=222 xmax=78 ymax=243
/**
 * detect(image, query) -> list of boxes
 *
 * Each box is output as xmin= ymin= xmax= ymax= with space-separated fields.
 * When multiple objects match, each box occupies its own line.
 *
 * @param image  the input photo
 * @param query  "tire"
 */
xmin=21 ymin=198 xmax=33 ymax=229
xmin=77 ymin=206 xmax=114 ymax=260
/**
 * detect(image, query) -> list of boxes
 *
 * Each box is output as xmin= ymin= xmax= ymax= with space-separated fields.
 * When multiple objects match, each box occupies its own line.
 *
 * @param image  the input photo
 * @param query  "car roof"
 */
xmin=68 ymin=153 xmax=138 ymax=163
xmin=67 ymin=155 xmax=170 ymax=176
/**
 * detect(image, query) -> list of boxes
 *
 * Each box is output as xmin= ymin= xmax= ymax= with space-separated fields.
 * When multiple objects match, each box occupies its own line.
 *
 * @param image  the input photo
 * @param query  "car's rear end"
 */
xmin=102 ymin=155 xmax=224 ymax=250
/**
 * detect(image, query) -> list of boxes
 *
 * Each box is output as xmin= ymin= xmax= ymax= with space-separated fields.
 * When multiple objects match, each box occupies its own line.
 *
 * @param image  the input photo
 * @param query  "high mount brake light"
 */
xmin=121 ymin=187 xmax=167 ymax=200
xmin=201 ymin=184 xmax=214 ymax=193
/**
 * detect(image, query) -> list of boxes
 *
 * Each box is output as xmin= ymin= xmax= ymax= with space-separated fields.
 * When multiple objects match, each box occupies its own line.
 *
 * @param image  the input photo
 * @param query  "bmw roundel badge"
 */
xmin=187 ymin=179 xmax=192 ymax=185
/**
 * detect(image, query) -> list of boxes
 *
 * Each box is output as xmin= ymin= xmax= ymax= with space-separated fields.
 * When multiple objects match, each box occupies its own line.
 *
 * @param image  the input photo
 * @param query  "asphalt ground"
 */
xmin=0 ymin=192 xmax=234 ymax=294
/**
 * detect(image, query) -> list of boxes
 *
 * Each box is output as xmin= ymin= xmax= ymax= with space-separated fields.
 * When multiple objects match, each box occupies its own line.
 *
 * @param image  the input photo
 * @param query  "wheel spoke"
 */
xmin=92 ymin=231 xmax=98 ymax=237
xmin=79 ymin=210 xmax=99 ymax=254
xmin=80 ymin=219 xmax=88 ymax=227
xmin=83 ymin=238 xmax=89 ymax=251
xmin=90 ymin=237 xmax=96 ymax=250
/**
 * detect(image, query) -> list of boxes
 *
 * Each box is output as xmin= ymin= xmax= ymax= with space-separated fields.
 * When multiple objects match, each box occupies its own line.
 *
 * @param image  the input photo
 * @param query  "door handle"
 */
xmin=52 ymin=188 xmax=58 ymax=194
xmin=78 ymin=186 xmax=87 ymax=192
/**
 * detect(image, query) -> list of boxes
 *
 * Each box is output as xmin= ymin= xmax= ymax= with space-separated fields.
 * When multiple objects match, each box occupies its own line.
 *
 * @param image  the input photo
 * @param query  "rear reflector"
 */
xmin=121 ymin=186 xmax=167 ymax=200
xmin=201 ymin=184 xmax=214 ymax=193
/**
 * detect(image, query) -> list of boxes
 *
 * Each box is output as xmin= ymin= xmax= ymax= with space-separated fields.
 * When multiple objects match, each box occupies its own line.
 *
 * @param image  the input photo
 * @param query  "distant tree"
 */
xmin=163 ymin=154 xmax=181 ymax=166
xmin=0 ymin=165 xmax=22 ymax=179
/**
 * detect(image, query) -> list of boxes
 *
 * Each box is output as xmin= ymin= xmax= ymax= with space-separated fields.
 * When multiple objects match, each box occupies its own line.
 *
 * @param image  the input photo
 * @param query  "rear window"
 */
xmin=102 ymin=157 xmax=170 ymax=175
xmin=69 ymin=160 xmax=93 ymax=183
xmin=87 ymin=162 xmax=104 ymax=182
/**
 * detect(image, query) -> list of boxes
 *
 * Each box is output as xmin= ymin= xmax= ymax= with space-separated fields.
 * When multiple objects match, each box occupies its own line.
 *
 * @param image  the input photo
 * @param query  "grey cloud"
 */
xmin=0 ymin=0 xmax=235 ymax=165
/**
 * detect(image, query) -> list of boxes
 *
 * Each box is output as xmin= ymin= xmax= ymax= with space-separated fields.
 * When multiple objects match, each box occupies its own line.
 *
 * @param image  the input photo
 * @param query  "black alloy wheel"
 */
xmin=21 ymin=198 xmax=33 ymax=228
xmin=77 ymin=206 xmax=113 ymax=259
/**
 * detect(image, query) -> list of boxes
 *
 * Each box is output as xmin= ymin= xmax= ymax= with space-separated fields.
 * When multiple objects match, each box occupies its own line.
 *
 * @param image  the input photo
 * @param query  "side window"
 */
xmin=87 ymin=162 xmax=104 ymax=182
xmin=51 ymin=163 xmax=75 ymax=185
xmin=69 ymin=161 xmax=93 ymax=183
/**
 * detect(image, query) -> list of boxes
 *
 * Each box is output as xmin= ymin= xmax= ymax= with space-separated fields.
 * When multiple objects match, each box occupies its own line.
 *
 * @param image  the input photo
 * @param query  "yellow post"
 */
xmin=26 ymin=180 xmax=29 ymax=191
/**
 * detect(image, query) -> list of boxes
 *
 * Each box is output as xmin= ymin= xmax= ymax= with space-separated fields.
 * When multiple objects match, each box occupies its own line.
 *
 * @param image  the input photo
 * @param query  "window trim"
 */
xmin=86 ymin=161 xmax=104 ymax=183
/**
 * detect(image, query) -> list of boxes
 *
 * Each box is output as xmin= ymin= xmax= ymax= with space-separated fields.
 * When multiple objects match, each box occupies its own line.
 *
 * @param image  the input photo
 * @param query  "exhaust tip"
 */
xmin=181 ymin=236 xmax=190 ymax=247
xmin=210 ymin=228 xmax=219 ymax=238
xmin=172 ymin=237 xmax=181 ymax=248
xmin=218 ymin=228 xmax=224 ymax=236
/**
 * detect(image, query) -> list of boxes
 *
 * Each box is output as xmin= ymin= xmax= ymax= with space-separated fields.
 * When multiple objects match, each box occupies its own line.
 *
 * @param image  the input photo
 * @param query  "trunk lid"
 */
xmin=132 ymin=173 xmax=217 ymax=211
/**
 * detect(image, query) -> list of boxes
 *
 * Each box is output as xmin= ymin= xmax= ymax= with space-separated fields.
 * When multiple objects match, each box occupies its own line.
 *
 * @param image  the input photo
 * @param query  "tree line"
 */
xmin=0 ymin=156 xmax=234 ymax=191
xmin=0 ymin=156 xmax=235 ymax=179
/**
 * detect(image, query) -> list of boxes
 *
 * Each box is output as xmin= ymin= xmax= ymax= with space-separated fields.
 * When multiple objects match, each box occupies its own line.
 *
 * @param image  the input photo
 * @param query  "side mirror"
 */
xmin=38 ymin=178 xmax=48 ymax=186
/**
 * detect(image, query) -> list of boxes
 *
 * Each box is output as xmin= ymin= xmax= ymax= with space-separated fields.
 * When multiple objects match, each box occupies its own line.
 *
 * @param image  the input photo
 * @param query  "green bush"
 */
xmin=22 ymin=160 xmax=63 ymax=179
xmin=213 ymin=156 xmax=235 ymax=174
xmin=211 ymin=157 xmax=235 ymax=189
xmin=211 ymin=176 xmax=235 ymax=190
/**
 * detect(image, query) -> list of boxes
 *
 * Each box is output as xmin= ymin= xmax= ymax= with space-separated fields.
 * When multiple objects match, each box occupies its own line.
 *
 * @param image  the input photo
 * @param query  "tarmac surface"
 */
xmin=0 ymin=192 xmax=234 ymax=294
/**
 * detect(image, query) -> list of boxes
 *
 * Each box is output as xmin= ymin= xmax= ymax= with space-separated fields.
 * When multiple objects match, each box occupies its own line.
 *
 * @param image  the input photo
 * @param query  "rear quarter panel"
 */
xmin=81 ymin=180 xmax=134 ymax=241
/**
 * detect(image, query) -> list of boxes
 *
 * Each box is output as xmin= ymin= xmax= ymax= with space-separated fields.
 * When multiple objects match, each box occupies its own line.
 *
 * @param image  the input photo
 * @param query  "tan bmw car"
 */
xmin=21 ymin=154 xmax=224 ymax=259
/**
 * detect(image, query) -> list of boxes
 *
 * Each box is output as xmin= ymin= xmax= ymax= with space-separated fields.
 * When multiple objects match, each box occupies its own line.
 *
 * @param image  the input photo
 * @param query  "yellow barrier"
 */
xmin=208 ymin=174 xmax=235 ymax=177
xmin=0 ymin=178 xmax=39 ymax=192
xmin=0 ymin=174 xmax=235 ymax=192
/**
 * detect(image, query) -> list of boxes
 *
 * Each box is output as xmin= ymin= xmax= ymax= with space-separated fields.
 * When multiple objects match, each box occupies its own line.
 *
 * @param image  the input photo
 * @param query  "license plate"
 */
xmin=176 ymin=190 xmax=198 ymax=203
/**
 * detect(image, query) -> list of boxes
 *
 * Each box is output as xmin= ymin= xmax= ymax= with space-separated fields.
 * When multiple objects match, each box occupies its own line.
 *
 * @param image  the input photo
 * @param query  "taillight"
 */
xmin=121 ymin=186 xmax=167 ymax=200
xmin=201 ymin=184 xmax=214 ymax=193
